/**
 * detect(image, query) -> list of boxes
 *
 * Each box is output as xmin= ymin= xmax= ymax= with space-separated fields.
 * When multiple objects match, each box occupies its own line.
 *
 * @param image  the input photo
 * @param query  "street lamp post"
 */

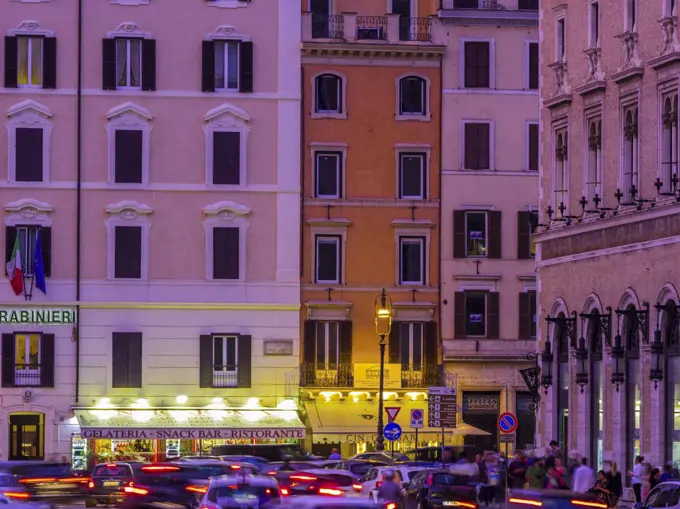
xmin=375 ymin=288 xmax=393 ymax=452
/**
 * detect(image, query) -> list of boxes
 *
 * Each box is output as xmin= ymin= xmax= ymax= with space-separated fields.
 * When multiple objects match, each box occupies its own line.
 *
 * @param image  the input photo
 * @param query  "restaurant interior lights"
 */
xmin=131 ymin=398 xmax=154 ymax=422
xmin=319 ymin=391 xmax=342 ymax=402
xmin=92 ymin=397 xmax=117 ymax=420
xmin=176 ymin=395 xmax=188 ymax=404
xmin=349 ymin=391 xmax=371 ymax=402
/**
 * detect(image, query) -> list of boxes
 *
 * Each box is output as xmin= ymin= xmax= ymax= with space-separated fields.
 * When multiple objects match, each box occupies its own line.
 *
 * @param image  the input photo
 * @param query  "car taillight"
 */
xmin=266 ymin=471 xmax=277 ymax=476
xmin=18 ymin=478 xmax=56 ymax=484
xmin=2 ymin=492 xmax=30 ymax=500
xmin=230 ymin=465 xmax=241 ymax=470
xmin=290 ymin=475 xmax=317 ymax=481
xmin=352 ymin=484 xmax=362 ymax=492
xmin=280 ymin=488 xmax=289 ymax=496
xmin=141 ymin=466 xmax=179 ymax=472
xmin=386 ymin=504 xmax=397 ymax=509
xmin=88 ymin=481 xmax=95 ymax=489
xmin=444 ymin=502 xmax=477 ymax=509
xmin=376 ymin=481 xmax=382 ymax=488
xmin=318 ymin=488 xmax=343 ymax=496
xmin=509 ymin=498 xmax=543 ymax=507
xmin=186 ymin=486 xmax=207 ymax=494
xmin=571 ymin=501 xmax=607 ymax=509
xmin=124 ymin=486 xmax=149 ymax=496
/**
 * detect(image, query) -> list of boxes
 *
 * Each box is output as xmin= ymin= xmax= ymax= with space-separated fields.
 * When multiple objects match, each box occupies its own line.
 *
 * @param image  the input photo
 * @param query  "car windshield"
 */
xmin=12 ymin=464 xmax=72 ymax=477
xmin=407 ymin=471 xmax=422 ymax=480
xmin=207 ymin=485 xmax=279 ymax=506
xmin=432 ymin=473 xmax=467 ymax=486
xmin=93 ymin=465 xmax=133 ymax=477
xmin=349 ymin=464 xmax=374 ymax=475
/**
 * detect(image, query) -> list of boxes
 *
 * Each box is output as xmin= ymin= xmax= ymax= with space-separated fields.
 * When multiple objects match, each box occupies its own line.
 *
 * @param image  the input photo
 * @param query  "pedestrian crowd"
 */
xmin=458 ymin=440 xmax=680 ymax=509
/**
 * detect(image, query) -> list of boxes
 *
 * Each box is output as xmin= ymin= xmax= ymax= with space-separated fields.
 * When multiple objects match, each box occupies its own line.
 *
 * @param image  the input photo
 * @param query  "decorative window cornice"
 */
xmin=107 ymin=102 xmax=153 ymax=122
xmin=7 ymin=21 xmax=54 ymax=36
xmin=110 ymin=0 xmax=150 ymax=5
xmin=203 ymin=201 xmax=251 ymax=218
xmin=205 ymin=25 xmax=252 ymax=41
xmin=6 ymin=101 xmax=53 ymax=184
xmin=106 ymin=22 xmax=153 ymax=39
xmin=7 ymin=100 xmax=52 ymax=120
xmin=206 ymin=1 xmax=250 ymax=10
xmin=204 ymin=103 xmax=250 ymax=124
xmin=105 ymin=200 xmax=153 ymax=219
xmin=4 ymin=199 xmax=54 ymax=226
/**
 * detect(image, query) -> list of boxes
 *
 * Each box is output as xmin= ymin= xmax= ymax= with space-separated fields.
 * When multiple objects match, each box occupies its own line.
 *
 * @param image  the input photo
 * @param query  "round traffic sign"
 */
xmin=498 ymin=412 xmax=517 ymax=433
xmin=411 ymin=409 xmax=423 ymax=420
xmin=384 ymin=422 xmax=402 ymax=441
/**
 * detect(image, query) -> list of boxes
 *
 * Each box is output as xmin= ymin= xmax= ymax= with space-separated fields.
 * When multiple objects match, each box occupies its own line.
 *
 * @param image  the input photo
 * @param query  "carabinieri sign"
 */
xmin=0 ymin=308 xmax=77 ymax=325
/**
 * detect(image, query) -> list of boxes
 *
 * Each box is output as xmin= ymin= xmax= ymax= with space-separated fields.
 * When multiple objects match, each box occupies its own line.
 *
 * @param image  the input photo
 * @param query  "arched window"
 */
xmin=555 ymin=312 xmax=569 ymax=453
xmin=622 ymin=304 xmax=641 ymax=476
xmin=398 ymin=76 xmax=426 ymax=116
xmin=664 ymin=300 xmax=680 ymax=467
xmin=314 ymin=73 xmax=343 ymax=114
xmin=661 ymin=96 xmax=677 ymax=194
xmin=588 ymin=309 xmax=604 ymax=470
xmin=622 ymin=108 xmax=639 ymax=203
xmin=554 ymin=132 xmax=567 ymax=211
xmin=586 ymin=121 xmax=602 ymax=202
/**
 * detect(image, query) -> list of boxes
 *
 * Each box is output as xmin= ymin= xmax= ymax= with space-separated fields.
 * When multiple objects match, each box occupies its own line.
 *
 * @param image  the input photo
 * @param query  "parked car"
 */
xmin=0 ymin=461 xmax=86 ymax=503
xmin=350 ymin=453 xmax=409 ymax=465
xmin=298 ymin=470 xmax=364 ymax=496
xmin=331 ymin=461 xmax=389 ymax=477
xmin=86 ymin=462 xmax=135 ymax=507
xmin=272 ymin=471 xmax=360 ymax=497
xmin=361 ymin=466 xmax=423 ymax=502
xmin=508 ymin=489 xmax=610 ymax=509
xmin=199 ymin=475 xmax=283 ymax=509
xmin=403 ymin=469 xmax=476 ymax=509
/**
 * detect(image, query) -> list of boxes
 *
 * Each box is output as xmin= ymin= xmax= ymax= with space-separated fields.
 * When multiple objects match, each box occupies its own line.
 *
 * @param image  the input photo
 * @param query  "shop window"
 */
xmin=213 ymin=335 xmax=238 ymax=388
xmin=516 ymin=392 xmax=536 ymax=450
xmin=9 ymin=412 xmax=44 ymax=460
xmin=461 ymin=392 xmax=499 ymax=451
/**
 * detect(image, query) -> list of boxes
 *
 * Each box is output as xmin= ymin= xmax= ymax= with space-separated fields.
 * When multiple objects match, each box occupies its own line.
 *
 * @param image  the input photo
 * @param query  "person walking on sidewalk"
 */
xmin=573 ymin=458 xmax=595 ymax=494
xmin=607 ymin=461 xmax=622 ymax=509
xmin=628 ymin=456 xmax=645 ymax=504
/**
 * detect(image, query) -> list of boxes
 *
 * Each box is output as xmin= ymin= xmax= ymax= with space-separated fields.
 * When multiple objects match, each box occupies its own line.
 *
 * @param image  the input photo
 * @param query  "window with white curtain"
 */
xmin=622 ymin=108 xmax=639 ymax=204
xmin=586 ymin=120 xmax=602 ymax=203
xmin=116 ymin=38 xmax=142 ymax=89
xmin=553 ymin=130 xmax=568 ymax=214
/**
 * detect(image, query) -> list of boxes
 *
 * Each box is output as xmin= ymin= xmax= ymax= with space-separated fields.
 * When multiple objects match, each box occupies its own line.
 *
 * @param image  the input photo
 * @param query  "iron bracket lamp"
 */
xmin=610 ymin=302 xmax=650 ymax=391
xmin=540 ymin=339 xmax=553 ymax=394
xmin=581 ymin=306 xmax=613 ymax=348
xmin=649 ymin=302 xmax=679 ymax=388
xmin=374 ymin=288 xmax=393 ymax=452
xmin=610 ymin=333 xmax=625 ymax=391
xmin=615 ymin=302 xmax=650 ymax=346
xmin=520 ymin=353 xmax=541 ymax=412
xmin=546 ymin=311 xmax=578 ymax=349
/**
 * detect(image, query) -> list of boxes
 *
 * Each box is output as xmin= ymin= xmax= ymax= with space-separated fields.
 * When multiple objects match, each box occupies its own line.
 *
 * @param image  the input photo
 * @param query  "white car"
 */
xmin=199 ymin=474 xmax=283 ymax=509
xmin=361 ymin=466 xmax=422 ymax=503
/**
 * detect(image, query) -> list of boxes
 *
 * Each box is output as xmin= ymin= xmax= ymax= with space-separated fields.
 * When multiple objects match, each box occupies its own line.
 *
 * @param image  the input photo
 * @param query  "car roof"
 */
xmin=208 ymin=475 xmax=279 ymax=488
xmin=278 ymin=496 xmax=376 ymax=508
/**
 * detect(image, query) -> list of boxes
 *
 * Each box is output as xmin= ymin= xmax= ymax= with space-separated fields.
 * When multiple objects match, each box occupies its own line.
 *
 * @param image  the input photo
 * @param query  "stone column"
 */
xmin=387 ymin=13 xmax=401 ymax=44
xmin=342 ymin=13 xmax=357 ymax=42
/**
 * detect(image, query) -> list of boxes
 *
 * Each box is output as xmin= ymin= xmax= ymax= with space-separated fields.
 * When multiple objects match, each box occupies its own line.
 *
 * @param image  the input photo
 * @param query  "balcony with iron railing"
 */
xmin=14 ymin=363 xmax=41 ymax=387
xmin=212 ymin=365 xmax=238 ymax=388
xmin=439 ymin=0 xmax=539 ymax=23
xmin=297 ymin=362 xmax=445 ymax=389
xmin=303 ymin=12 xmax=435 ymax=44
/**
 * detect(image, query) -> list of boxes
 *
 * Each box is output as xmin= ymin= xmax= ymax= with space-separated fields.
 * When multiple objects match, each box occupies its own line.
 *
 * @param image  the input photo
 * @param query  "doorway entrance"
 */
xmin=9 ymin=413 xmax=44 ymax=460
xmin=391 ymin=0 xmax=413 ymax=41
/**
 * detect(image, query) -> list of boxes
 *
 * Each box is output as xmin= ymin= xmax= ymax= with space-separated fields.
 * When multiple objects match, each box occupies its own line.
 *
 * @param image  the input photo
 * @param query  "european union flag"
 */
xmin=34 ymin=229 xmax=46 ymax=294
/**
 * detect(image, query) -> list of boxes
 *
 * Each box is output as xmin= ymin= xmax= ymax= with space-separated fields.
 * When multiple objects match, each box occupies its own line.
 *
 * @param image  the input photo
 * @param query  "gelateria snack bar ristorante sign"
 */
xmin=0 ymin=307 xmax=77 ymax=324
xmin=80 ymin=428 xmax=306 ymax=440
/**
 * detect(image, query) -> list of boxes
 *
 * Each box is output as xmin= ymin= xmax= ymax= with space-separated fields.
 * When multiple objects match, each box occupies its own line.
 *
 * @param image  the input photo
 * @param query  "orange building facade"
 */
xmin=296 ymin=0 xmax=446 ymax=458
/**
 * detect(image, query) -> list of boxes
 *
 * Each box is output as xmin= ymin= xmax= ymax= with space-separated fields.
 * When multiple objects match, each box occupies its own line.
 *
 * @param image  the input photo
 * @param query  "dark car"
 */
xmin=332 ymin=460 xmax=388 ymax=477
xmin=508 ymin=489 xmax=608 ymax=509
xmin=0 ymin=461 xmax=86 ymax=502
xmin=272 ymin=471 xmax=361 ymax=497
xmin=120 ymin=464 xmax=216 ymax=509
xmin=86 ymin=463 xmax=135 ymax=507
xmin=403 ymin=469 xmax=477 ymax=509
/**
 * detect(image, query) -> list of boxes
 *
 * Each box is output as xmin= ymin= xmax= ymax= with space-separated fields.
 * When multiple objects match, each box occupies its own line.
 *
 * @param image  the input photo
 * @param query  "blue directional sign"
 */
xmin=384 ymin=422 xmax=402 ymax=441
xmin=498 ymin=412 xmax=518 ymax=434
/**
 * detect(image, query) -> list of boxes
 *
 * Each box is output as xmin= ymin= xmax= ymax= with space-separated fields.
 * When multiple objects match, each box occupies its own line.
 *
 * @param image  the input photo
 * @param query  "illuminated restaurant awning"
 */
xmin=73 ymin=407 xmax=306 ymax=440
xmin=304 ymin=400 xmax=489 ymax=444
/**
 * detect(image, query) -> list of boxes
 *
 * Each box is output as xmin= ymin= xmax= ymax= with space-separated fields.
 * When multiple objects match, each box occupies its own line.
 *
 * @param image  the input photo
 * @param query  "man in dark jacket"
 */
xmin=377 ymin=470 xmax=405 ymax=507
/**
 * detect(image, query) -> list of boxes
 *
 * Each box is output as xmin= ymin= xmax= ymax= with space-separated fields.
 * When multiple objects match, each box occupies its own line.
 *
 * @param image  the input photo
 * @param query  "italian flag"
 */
xmin=6 ymin=236 xmax=23 ymax=296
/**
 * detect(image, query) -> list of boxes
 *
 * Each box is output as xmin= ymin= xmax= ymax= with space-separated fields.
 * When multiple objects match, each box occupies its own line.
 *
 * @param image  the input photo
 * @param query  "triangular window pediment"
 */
xmin=204 ymin=103 xmax=250 ymax=128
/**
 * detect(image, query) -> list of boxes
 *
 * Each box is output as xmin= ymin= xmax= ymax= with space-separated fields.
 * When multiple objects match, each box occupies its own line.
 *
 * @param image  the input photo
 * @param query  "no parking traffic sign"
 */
xmin=410 ymin=409 xmax=424 ymax=429
xmin=498 ymin=412 xmax=518 ymax=434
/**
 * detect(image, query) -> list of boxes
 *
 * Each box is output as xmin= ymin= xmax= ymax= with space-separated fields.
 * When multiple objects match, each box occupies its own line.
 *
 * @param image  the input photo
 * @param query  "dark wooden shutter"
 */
xmin=388 ymin=323 xmax=401 ymax=364
xmin=114 ymin=130 xmax=143 ymax=184
xmin=238 ymin=41 xmax=253 ymax=93
xmin=102 ymin=38 xmax=117 ymax=90
xmin=213 ymin=227 xmax=240 ymax=279
xmin=339 ymin=321 xmax=353 ymax=385
xmin=518 ymin=292 xmax=531 ymax=340
xmin=128 ymin=333 xmax=142 ymax=388
xmin=42 ymin=37 xmax=57 ymax=89
xmin=237 ymin=335 xmax=252 ymax=388
xmin=478 ymin=123 xmax=490 ymax=170
xmin=40 ymin=227 xmax=51 ymax=277
xmin=488 ymin=210 xmax=502 ymax=259
xmin=15 ymin=128 xmax=44 ymax=182
xmin=212 ymin=131 xmax=241 ymax=185
xmin=453 ymin=210 xmax=466 ymax=259
xmin=4 ymin=36 xmax=18 ymax=88
xmin=528 ymin=123 xmax=539 ymax=171
xmin=5 ymin=227 xmax=16 ymax=276
xmin=464 ymin=42 xmax=475 ymax=88
xmin=478 ymin=42 xmax=490 ymax=87
xmin=464 ymin=123 xmax=478 ymax=170
xmin=454 ymin=292 xmax=466 ymax=339
xmin=201 ymin=41 xmax=216 ymax=92
xmin=199 ymin=334 xmax=214 ymax=388
xmin=486 ymin=292 xmax=500 ymax=339
xmin=40 ymin=333 xmax=55 ymax=388
xmin=114 ymin=226 xmax=142 ymax=279
xmin=1 ymin=334 xmax=16 ymax=388
xmin=141 ymin=39 xmax=156 ymax=91
xmin=517 ymin=211 xmax=531 ymax=260
xmin=528 ymin=42 xmax=539 ymax=90
xmin=424 ymin=321 xmax=438 ymax=382
xmin=111 ymin=332 xmax=128 ymax=388
xmin=303 ymin=320 xmax=316 ymax=386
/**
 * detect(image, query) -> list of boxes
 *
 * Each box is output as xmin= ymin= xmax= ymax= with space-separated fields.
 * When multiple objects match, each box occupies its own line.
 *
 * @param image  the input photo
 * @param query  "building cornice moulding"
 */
xmin=110 ymin=0 xmax=150 ymax=5
xmin=205 ymin=25 xmax=252 ymax=41
xmin=106 ymin=102 xmax=152 ymax=121
xmin=5 ymin=198 xmax=53 ymax=215
xmin=301 ymin=42 xmax=445 ymax=60
xmin=105 ymin=200 xmax=153 ymax=217
xmin=390 ymin=219 xmax=436 ymax=228
xmin=306 ymin=218 xmax=351 ymax=227
xmin=106 ymin=22 xmax=152 ymax=39
xmin=204 ymin=103 xmax=250 ymax=124
xmin=7 ymin=99 xmax=52 ymax=119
